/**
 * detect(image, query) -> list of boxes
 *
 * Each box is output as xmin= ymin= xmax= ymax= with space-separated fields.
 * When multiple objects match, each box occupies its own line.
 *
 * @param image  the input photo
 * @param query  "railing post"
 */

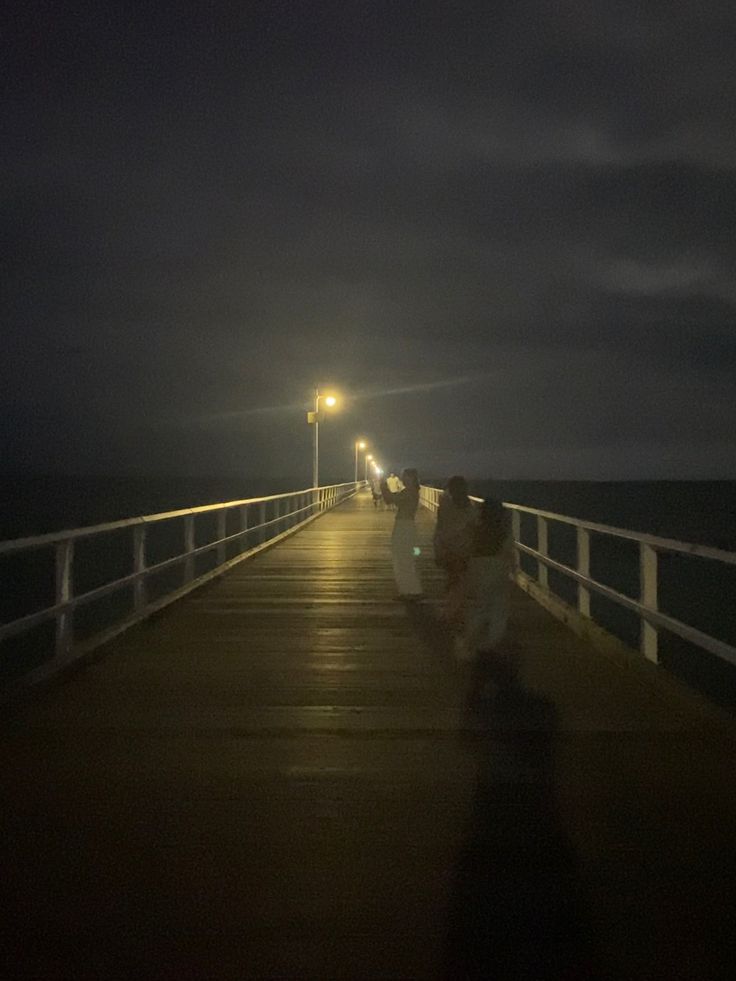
xmin=240 ymin=505 xmax=248 ymax=553
xmin=640 ymin=543 xmax=659 ymax=663
xmin=275 ymin=499 xmax=282 ymax=533
xmin=576 ymin=527 xmax=590 ymax=617
xmin=258 ymin=502 xmax=267 ymax=544
xmin=537 ymin=515 xmax=549 ymax=589
xmin=511 ymin=510 xmax=521 ymax=572
xmin=55 ymin=539 xmax=74 ymax=659
xmin=217 ymin=509 xmax=227 ymax=565
xmin=184 ymin=515 xmax=195 ymax=583
xmin=133 ymin=524 xmax=147 ymax=613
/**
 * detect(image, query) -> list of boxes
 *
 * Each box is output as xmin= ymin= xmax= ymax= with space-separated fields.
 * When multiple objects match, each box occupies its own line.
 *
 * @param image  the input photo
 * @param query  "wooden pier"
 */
xmin=1 ymin=491 xmax=734 ymax=979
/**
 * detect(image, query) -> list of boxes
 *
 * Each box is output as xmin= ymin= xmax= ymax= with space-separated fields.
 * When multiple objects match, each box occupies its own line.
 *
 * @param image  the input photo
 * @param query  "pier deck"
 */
xmin=1 ymin=491 xmax=734 ymax=979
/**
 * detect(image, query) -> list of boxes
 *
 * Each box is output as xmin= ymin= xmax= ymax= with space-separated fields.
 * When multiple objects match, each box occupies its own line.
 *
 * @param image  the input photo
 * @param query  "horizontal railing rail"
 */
xmin=1 ymin=482 xmax=358 ymax=682
xmin=420 ymin=485 xmax=736 ymax=668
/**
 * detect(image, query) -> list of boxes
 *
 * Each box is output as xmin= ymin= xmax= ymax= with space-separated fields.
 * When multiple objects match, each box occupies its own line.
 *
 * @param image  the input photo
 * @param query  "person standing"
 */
xmin=433 ymin=476 xmax=476 ymax=628
xmin=381 ymin=468 xmax=422 ymax=599
xmin=458 ymin=498 xmax=513 ymax=665
xmin=370 ymin=474 xmax=382 ymax=508
xmin=385 ymin=471 xmax=403 ymax=509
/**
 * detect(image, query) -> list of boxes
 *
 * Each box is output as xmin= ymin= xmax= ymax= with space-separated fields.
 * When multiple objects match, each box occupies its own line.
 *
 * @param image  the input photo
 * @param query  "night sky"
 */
xmin=3 ymin=0 xmax=736 ymax=481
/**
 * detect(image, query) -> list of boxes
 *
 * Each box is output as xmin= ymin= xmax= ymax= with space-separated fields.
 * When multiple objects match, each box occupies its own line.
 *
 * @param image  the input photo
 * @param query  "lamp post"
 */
xmin=308 ymin=388 xmax=337 ymax=490
xmin=364 ymin=454 xmax=373 ymax=481
xmin=354 ymin=440 xmax=367 ymax=484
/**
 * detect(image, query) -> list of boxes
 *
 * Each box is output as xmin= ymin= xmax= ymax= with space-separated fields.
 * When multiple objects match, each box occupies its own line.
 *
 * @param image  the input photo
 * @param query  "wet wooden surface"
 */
xmin=1 ymin=491 xmax=735 ymax=979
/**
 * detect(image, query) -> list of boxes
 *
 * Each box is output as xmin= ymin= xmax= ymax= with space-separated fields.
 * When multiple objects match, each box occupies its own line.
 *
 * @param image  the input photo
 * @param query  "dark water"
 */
xmin=0 ymin=474 xmax=307 ymax=541
xmin=0 ymin=475 xmax=304 ymax=684
xmin=1 ymin=475 xmax=735 ymax=709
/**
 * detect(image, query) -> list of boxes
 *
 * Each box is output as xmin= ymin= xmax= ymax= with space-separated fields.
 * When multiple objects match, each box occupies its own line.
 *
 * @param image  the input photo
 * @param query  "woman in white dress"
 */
xmin=381 ymin=468 xmax=422 ymax=599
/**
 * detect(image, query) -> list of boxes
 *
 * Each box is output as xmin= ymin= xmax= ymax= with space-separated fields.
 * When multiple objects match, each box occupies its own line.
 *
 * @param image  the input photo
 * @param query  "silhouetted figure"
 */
xmin=433 ymin=476 xmax=477 ymax=635
xmin=381 ymin=468 xmax=422 ymax=599
xmin=443 ymin=499 xmax=597 ymax=977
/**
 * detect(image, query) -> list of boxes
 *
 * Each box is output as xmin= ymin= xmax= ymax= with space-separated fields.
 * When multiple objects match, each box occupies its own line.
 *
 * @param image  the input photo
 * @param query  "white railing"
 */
xmin=420 ymin=485 xmax=736 ymax=668
xmin=0 ymin=482 xmax=358 ymax=680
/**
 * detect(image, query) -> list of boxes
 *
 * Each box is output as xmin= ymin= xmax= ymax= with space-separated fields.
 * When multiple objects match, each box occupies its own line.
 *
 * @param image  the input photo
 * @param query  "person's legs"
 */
xmin=444 ymin=558 xmax=468 ymax=629
xmin=391 ymin=521 xmax=422 ymax=596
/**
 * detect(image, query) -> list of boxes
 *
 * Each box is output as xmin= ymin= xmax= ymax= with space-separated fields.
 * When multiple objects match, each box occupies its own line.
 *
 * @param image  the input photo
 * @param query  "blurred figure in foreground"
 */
xmin=445 ymin=500 xmax=598 ymax=976
xmin=381 ymin=468 xmax=422 ymax=599
xmin=433 ymin=476 xmax=477 ymax=635
xmin=457 ymin=498 xmax=513 ymax=672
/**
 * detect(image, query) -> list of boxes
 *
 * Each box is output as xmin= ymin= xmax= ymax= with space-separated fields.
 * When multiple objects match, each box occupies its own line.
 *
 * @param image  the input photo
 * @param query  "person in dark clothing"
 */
xmin=433 ymin=475 xmax=477 ymax=632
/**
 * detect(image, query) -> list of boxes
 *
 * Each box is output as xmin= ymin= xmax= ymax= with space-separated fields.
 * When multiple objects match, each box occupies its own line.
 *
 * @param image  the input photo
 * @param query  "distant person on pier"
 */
xmin=381 ymin=468 xmax=422 ymax=599
xmin=458 ymin=498 xmax=513 ymax=672
xmin=385 ymin=471 xmax=403 ymax=508
xmin=386 ymin=471 xmax=403 ymax=493
xmin=433 ymin=476 xmax=477 ymax=630
xmin=370 ymin=474 xmax=383 ymax=508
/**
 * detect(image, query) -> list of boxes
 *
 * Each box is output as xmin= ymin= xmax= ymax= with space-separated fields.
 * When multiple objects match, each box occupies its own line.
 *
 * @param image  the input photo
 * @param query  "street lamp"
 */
xmin=364 ymin=453 xmax=374 ymax=481
xmin=354 ymin=440 xmax=367 ymax=483
xmin=307 ymin=388 xmax=339 ymax=489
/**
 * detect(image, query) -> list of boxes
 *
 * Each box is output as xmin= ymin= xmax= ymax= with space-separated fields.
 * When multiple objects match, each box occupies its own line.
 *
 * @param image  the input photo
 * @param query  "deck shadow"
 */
xmin=442 ymin=667 xmax=599 ymax=980
xmin=402 ymin=599 xmax=598 ymax=975
xmin=402 ymin=598 xmax=456 ymax=663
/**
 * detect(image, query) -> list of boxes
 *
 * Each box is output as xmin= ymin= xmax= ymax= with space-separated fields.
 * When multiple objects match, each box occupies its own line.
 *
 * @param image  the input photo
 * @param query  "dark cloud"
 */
xmin=2 ymin=0 xmax=735 ymax=478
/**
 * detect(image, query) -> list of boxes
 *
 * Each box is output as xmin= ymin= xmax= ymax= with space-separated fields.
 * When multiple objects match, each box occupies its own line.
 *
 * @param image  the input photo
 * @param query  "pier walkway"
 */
xmin=1 ymin=491 xmax=735 ymax=979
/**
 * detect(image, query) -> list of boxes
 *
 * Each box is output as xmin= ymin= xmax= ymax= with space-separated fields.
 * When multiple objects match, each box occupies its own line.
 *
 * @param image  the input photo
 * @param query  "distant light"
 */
xmin=375 ymin=468 xmax=383 ymax=476
xmin=366 ymin=454 xmax=373 ymax=460
xmin=413 ymin=546 xmax=421 ymax=557
xmin=358 ymin=440 xmax=366 ymax=449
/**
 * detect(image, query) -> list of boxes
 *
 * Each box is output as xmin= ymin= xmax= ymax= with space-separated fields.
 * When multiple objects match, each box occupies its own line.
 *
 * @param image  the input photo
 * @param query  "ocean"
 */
xmin=1 ymin=475 xmax=735 ymax=708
